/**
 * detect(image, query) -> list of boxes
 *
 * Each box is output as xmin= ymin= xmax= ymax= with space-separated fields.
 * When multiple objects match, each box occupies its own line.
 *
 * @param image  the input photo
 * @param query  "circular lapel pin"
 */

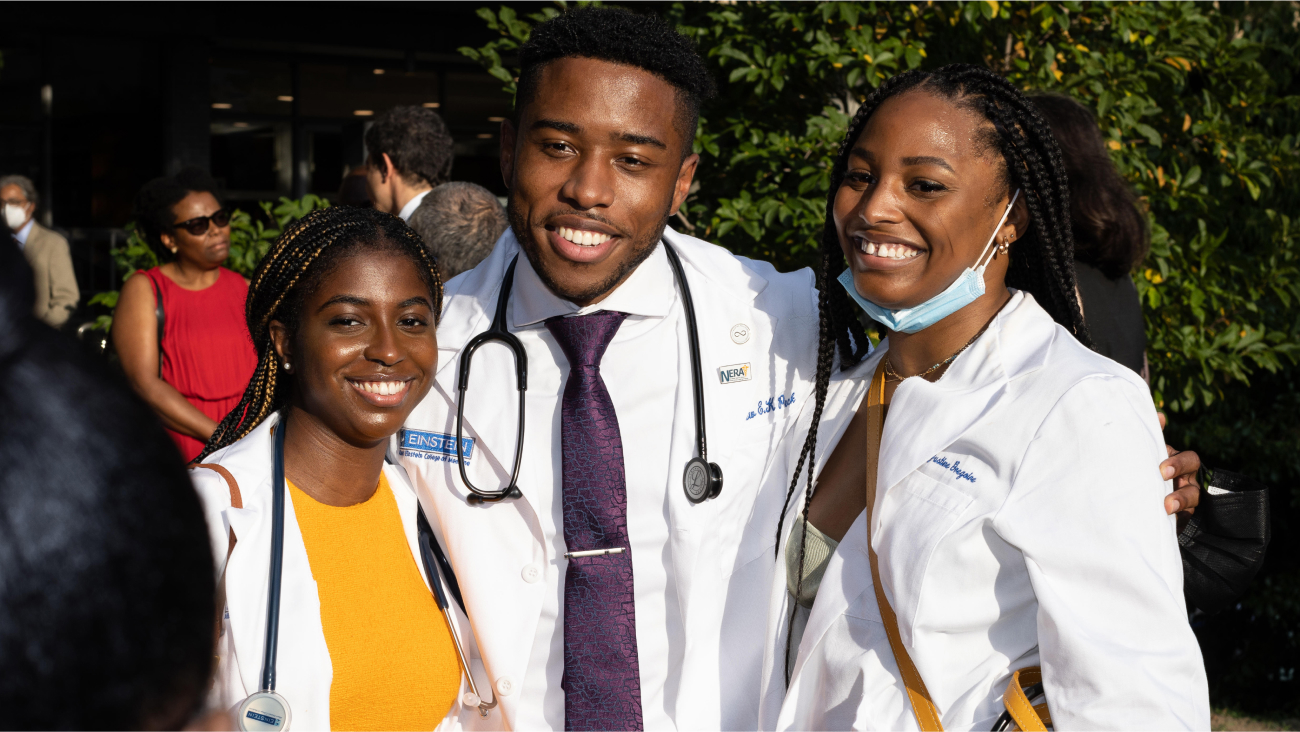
xmin=730 ymin=323 xmax=751 ymax=344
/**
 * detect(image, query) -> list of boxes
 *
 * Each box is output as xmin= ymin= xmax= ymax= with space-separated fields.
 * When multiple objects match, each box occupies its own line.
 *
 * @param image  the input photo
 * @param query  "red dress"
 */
xmin=141 ymin=267 xmax=257 ymax=462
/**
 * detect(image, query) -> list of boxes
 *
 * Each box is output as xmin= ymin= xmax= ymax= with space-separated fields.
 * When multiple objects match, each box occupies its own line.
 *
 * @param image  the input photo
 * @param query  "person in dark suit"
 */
xmin=1 ymin=174 xmax=80 ymax=328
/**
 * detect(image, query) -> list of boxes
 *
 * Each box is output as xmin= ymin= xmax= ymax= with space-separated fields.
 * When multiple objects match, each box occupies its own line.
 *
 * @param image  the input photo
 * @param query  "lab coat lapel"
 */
xmin=661 ymin=229 xmax=777 ymax=612
xmin=220 ymin=415 xmax=333 ymax=730
xmin=757 ymin=351 xmax=881 ymax=727
xmin=873 ymin=292 xmax=1053 ymax=527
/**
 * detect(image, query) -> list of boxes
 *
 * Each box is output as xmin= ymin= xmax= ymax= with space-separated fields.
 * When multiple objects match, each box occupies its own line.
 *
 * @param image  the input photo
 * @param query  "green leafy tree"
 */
xmin=463 ymin=1 xmax=1300 ymax=715
xmin=87 ymin=194 xmax=330 ymax=332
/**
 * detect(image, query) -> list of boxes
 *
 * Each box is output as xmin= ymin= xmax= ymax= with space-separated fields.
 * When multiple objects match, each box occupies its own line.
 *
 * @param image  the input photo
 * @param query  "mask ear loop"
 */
xmin=975 ymin=189 xmax=1020 ymax=271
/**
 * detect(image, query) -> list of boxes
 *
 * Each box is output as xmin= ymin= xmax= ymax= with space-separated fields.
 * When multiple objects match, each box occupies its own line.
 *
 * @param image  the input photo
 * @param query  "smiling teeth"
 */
xmin=355 ymin=380 xmax=408 ymax=396
xmin=858 ymin=239 xmax=920 ymax=261
xmin=558 ymin=226 xmax=612 ymax=247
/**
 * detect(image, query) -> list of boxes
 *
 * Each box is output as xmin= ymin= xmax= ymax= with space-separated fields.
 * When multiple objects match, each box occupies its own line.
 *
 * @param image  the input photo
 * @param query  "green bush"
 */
xmin=462 ymin=0 xmax=1300 ymax=714
xmin=87 ymin=195 xmax=330 ymax=332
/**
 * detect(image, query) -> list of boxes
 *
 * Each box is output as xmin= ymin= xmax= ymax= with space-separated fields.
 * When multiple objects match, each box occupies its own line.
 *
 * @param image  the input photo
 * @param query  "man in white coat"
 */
xmin=396 ymin=8 xmax=819 ymax=730
xmin=397 ymin=7 xmax=1205 ymax=731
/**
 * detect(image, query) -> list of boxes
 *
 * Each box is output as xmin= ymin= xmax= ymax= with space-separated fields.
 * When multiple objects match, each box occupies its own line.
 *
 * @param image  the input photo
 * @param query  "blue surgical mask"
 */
xmin=837 ymin=189 xmax=1020 ymax=334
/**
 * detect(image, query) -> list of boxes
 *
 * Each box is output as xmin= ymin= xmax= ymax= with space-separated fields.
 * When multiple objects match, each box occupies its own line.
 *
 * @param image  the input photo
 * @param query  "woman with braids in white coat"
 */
xmin=189 ymin=207 xmax=476 ymax=730
xmin=757 ymin=65 xmax=1210 ymax=731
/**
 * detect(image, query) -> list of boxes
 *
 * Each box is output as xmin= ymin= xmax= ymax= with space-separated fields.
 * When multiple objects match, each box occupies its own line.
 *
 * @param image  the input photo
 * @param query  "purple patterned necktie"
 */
xmin=545 ymin=310 xmax=643 ymax=732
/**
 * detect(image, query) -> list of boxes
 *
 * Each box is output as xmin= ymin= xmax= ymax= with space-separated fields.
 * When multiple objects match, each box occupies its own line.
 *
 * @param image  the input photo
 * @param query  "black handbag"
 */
xmin=1178 ymin=468 xmax=1271 ymax=614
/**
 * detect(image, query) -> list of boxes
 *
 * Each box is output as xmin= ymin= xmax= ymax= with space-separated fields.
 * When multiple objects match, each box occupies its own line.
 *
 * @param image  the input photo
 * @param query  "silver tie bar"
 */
xmin=564 ymin=547 xmax=627 ymax=559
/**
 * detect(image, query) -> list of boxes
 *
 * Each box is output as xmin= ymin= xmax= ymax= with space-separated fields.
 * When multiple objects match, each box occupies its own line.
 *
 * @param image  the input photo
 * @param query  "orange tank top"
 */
xmin=289 ymin=473 xmax=461 ymax=730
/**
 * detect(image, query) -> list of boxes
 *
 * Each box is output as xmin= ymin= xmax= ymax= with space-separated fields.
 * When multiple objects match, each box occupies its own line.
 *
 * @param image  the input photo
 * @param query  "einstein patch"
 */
xmin=398 ymin=429 xmax=474 ymax=464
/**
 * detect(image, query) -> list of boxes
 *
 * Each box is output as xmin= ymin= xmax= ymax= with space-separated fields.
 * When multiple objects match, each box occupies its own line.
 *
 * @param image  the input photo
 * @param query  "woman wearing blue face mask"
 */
xmin=755 ymin=65 xmax=1210 ymax=731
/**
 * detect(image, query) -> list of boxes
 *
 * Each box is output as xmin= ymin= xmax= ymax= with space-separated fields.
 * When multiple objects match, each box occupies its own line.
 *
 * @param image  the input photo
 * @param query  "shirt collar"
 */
xmin=397 ymin=189 xmax=431 ymax=222
xmin=509 ymin=241 xmax=676 ymax=328
xmin=14 ymin=218 xmax=34 ymax=247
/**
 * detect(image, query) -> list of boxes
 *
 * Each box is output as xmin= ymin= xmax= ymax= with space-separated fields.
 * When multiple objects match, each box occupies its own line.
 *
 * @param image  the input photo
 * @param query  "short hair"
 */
xmin=132 ymin=167 xmax=222 ymax=256
xmin=365 ymin=106 xmax=455 ymax=188
xmin=0 ymin=236 xmax=215 ymax=728
xmin=516 ymin=7 xmax=717 ymax=150
xmin=407 ymin=182 xmax=507 ymax=280
xmin=0 ymin=175 xmax=38 ymax=208
xmin=1030 ymin=93 xmax=1150 ymax=278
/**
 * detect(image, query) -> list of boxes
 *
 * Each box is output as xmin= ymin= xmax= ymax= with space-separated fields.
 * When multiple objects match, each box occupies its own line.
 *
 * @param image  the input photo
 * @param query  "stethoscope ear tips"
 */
xmin=683 ymin=458 xmax=724 ymax=503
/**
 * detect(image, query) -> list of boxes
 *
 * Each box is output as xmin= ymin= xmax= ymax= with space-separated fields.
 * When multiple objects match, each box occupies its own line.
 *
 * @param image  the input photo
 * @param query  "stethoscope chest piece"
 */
xmin=238 ymin=690 xmax=291 ymax=731
xmin=683 ymin=457 xmax=723 ymax=504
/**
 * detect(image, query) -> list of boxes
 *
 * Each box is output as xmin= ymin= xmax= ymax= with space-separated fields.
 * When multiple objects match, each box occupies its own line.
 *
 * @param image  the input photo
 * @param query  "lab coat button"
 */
xmin=521 ymin=564 xmax=541 ymax=583
xmin=496 ymin=676 xmax=515 ymax=696
xmin=731 ymin=323 xmax=751 ymax=344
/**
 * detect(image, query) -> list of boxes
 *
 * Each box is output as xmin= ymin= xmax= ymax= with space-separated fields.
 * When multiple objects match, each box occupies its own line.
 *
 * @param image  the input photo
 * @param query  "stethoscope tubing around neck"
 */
xmin=261 ymin=418 xmax=288 ymax=693
xmin=662 ymin=242 xmax=710 ymax=466
xmin=454 ymin=241 xmax=721 ymax=505
xmin=455 ymin=257 xmax=526 ymax=504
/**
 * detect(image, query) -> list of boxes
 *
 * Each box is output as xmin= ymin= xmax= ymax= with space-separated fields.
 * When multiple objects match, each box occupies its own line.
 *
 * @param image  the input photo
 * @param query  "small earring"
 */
xmin=283 ymin=362 xmax=291 ymax=372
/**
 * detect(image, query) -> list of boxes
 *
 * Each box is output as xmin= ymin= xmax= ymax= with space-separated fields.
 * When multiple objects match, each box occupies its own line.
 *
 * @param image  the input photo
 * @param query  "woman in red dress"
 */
xmin=112 ymin=169 xmax=257 ymax=462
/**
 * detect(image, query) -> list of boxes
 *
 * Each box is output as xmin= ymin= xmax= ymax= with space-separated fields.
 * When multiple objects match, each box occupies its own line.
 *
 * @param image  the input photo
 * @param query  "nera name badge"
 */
xmin=718 ymin=362 xmax=752 ymax=384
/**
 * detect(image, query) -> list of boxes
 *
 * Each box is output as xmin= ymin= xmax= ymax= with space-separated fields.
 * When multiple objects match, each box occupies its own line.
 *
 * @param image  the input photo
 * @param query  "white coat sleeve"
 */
xmin=994 ymin=375 xmax=1210 ymax=731
xmin=189 ymin=467 xmax=235 ymax=578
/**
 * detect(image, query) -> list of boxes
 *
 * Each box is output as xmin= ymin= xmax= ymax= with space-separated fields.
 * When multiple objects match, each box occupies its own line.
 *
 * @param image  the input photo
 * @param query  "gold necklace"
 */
xmin=883 ymin=320 xmax=993 ymax=383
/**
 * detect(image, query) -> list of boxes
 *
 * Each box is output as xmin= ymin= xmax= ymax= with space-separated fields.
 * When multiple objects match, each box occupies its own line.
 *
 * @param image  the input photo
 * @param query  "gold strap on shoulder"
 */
xmin=864 ymin=361 xmax=945 ymax=732
xmin=1004 ymin=666 xmax=1052 ymax=731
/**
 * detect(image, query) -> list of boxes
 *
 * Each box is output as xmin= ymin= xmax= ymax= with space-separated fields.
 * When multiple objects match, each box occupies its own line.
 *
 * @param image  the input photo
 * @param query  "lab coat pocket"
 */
xmin=875 ymin=471 xmax=974 ymax=646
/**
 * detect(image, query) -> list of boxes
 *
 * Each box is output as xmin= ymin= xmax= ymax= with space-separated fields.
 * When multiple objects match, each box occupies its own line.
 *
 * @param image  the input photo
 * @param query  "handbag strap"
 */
xmin=146 ymin=270 xmax=166 ymax=378
xmin=1003 ymin=667 xmax=1052 ymax=731
xmin=192 ymin=463 xmax=242 ymax=559
xmin=864 ymin=361 xmax=945 ymax=732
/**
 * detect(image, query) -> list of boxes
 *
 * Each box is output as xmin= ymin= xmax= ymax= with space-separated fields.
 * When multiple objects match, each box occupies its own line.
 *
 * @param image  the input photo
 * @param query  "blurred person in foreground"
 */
xmin=364 ymin=106 xmax=455 ymax=221
xmin=1032 ymin=93 xmax=1150 ymax=379
xmin=112 ymin=168 xmax=258 ymax=463
xmin=0 ymin=231 xmax=217 ymax=729
xmin=191 ymin=207 xmax=469 ymax=729
xmin=1 ymin=174 xmax=79 ymax=328
xmin=407 ymin=180 xmax=508 ymax=280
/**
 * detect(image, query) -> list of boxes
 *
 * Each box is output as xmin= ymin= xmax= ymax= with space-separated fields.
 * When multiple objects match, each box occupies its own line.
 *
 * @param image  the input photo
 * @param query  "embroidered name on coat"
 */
xmin=746 ymin=392 xmax=796 ymax=420
xmin=929 ymin=455 xmax=977 ymax=483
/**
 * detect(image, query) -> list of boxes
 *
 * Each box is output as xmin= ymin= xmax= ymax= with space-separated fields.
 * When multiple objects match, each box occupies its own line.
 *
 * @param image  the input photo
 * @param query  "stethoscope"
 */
xmin=237 ymin=420 xmax=498 ymax=731
xmin=454 ymin=242 xmax=723 ymax=505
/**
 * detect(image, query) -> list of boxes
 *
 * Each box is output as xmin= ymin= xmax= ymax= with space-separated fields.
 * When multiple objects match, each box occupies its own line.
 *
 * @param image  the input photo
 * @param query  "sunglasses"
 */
xmin=171 ymin=209 xmax=231 ymax=236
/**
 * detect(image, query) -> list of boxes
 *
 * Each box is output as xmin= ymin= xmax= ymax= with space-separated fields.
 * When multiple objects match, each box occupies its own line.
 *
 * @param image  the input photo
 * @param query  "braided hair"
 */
xmin=776 ymin=64 xmax=1090 ymax=682
xmin=196 ymin=206 xmax=443 ymax=461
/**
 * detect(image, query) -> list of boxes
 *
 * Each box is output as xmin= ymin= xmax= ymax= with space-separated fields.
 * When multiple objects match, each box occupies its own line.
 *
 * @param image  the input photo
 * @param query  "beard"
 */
xmin=506 ymin=197 xmax=669 ymax=305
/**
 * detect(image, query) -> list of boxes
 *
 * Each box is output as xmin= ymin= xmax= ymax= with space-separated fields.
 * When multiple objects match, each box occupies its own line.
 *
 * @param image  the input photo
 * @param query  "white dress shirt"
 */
xmin=398 ymin=189 xmax=431 ymax=222
xmin=14 ymin=218 xmax=34 ymax=248
xmin=507 ymin=246 xmax=684 ymax=729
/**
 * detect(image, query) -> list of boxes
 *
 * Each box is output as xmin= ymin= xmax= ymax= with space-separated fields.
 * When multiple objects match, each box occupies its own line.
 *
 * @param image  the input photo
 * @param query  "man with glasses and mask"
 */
xmin=1 ymin=174 xmax=79 ymax=328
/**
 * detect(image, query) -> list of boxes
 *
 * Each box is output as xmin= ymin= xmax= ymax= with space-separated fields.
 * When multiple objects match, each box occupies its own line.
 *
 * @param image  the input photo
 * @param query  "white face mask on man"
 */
xmin=4 ymin=203 xmax=29 ymax=231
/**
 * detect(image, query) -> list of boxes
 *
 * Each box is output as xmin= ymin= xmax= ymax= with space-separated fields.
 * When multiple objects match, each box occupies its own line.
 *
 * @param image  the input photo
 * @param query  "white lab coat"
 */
xmin=398 ymin=226 xmax=822 ymax=730
xmin=761 ymin=291 xmax=1210 ymax=731
xmin=191 ymin=413 xmax=468 ymax=731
